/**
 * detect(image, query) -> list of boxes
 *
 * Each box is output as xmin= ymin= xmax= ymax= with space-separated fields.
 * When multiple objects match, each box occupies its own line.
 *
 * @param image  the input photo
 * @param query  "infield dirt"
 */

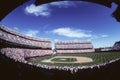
xmin=41 ymin=56 xmax=93 ymax=63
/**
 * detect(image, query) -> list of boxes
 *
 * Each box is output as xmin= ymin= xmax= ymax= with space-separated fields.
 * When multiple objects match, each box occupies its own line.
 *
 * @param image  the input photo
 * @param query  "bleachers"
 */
xmin=0 ymin=48 xmax=52 ymax=62
xmin=113 ymin=41 xmax=120 ymax=50
xmin=0 ymin=25 xmax=52 ymax=62
xmin=55 ymin=41 xmax=95 ymax=53
xmin=0 ymin=25 xmax=52 ymax=49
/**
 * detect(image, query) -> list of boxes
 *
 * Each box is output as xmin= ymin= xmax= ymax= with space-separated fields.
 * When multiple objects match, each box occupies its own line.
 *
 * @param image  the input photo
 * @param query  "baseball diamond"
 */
xmin=30 ymin=52 xmax=120 ymax=66
xmin=41 ymin=56 xmax=93 ymax=63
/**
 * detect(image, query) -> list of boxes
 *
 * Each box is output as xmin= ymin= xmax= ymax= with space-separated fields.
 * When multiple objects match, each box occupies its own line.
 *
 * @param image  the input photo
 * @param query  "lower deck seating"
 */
xmin=0 ymin=48 xmax=52 ymax=62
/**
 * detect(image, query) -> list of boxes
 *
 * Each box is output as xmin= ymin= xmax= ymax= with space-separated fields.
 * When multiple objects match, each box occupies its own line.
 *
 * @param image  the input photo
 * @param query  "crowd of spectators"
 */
xmin=113 ymin=41 xmax=120 ymax=50
xmin=24 ymin=49 xmax=52 ymax=58
xmin=0 ymin=48 xmax=52 ymax=62
xmin=0 ymin=25 xmax=50 ymax=41
xmin=55 ymin=41 xmax=94 ymax=49
xmin=1 ymin=48 xmax=25 ymax=62
xmin=55 ymin=41 xmax=94 ymax=53
xmin=0 ymin=25 xmax=52 ymax=49
xmin=0 ymin=48 xmax=120 ymax=73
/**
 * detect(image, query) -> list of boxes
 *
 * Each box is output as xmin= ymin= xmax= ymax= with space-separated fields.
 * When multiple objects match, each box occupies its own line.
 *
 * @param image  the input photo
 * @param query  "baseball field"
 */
xmin=30 ymin=51 xmax=120 ymax=66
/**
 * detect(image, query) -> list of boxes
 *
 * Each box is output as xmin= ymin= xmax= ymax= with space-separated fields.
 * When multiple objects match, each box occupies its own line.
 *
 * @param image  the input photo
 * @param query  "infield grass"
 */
xmin=51 ymin=58 xmax=77 ymax=62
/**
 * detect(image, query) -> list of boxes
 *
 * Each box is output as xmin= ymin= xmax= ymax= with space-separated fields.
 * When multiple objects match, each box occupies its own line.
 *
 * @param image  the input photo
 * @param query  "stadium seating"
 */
xmin=1 ymin=48 xmax=52 ymax=62
xmin=55 ymin=41 xmax=95 ymax=53
xmin=0 ymin=25 xmax=52 ymax=49
xmin=113 ymin=41 xmax=120 ymax=50
xmin=0 ymin=25 xmax=52 ymax=62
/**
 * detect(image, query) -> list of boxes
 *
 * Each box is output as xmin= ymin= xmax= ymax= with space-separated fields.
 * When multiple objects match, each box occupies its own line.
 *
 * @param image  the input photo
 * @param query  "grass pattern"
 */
xmin=51 ymin=58 xmax=77 ymax=62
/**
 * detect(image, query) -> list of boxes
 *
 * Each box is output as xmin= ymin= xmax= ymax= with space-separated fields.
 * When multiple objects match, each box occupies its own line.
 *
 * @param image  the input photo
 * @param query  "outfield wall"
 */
xmin=56 ymin=49 xmax=95 ymax=54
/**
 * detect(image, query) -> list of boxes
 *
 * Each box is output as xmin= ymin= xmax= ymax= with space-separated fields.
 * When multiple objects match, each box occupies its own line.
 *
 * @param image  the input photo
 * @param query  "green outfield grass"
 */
xmin=30 ymin=51 xmax=120 ymax=66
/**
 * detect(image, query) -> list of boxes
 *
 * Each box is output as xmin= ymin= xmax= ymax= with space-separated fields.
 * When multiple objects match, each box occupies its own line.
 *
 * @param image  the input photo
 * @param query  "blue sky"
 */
xmin=1 ymin=1 xmax=120 ymax=48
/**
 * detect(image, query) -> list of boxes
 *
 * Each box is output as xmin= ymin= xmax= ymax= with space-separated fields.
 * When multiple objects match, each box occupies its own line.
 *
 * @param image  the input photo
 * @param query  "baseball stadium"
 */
xmin=0 ymin=0 xmax=120 ymax=80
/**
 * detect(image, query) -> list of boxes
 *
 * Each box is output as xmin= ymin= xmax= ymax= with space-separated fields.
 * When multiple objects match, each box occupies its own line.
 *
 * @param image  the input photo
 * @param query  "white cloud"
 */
xmin=54 ymin=39 xmax=60 ymax=42
xmin=91 ymin=34 xmax=109 ymax=40
xmin=12 ymin=27 xmax=40 ymax=37
xmin=24 ymin=1 xmax=77 ymax=17
xmin=13 ymin=27 xmax=19 ymax=31
xmin=24 ymin=30 xmax=39 ymax=37
xmin=101 ymin=35 xmax=109 ymax=38
xmin=50 ymin=1 xmax=76 ymax=8
xmin=25 ymin=4 xmax=51 ymax=17
xmin=52 ymin=27 xmax=92 ymax=38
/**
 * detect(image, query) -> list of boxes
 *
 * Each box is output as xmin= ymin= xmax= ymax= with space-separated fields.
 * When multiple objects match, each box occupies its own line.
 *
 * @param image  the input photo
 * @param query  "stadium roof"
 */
xmin=0 ymin=0 xmax=120 ymax=22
